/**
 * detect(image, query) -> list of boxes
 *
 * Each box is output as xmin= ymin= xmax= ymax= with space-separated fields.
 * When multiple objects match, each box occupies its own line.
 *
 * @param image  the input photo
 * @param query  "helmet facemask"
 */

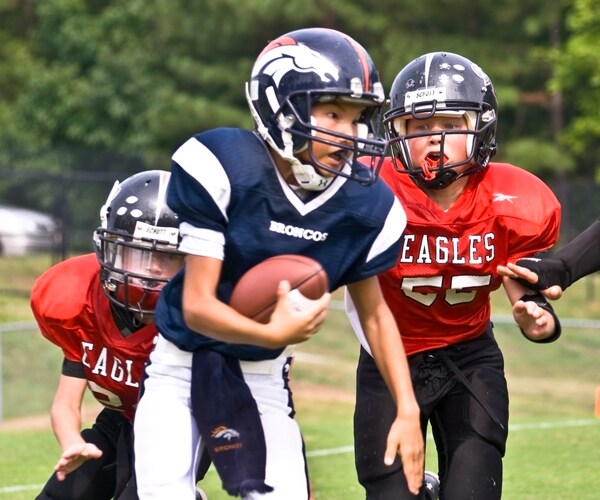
xmin=96 ymin=223 xmax=184 ymax=316
xmin=248 ymin=85 xmax=387 ymax=190
xmin=387 ymin=102 xmax=496 ymax=189
xmin=290 ymin=91 xmax=387 ymax=186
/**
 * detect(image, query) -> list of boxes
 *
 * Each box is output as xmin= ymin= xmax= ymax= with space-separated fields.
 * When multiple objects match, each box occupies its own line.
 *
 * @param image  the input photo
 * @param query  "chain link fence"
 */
xmin=1 ymin=169 xmax=599 ymax=257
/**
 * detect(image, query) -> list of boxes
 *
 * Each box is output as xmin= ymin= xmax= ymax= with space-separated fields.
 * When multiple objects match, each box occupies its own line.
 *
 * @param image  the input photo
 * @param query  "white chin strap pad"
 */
xmin=290 ymin=158 xmax=333 ymax=191
xmin=284 ymin=120 xmax=333 ymax=191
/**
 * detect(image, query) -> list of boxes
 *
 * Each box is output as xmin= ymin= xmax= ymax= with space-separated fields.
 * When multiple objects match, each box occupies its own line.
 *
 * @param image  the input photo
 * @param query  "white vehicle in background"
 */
xmin=0 ymin=204 xmax=62 ymax=256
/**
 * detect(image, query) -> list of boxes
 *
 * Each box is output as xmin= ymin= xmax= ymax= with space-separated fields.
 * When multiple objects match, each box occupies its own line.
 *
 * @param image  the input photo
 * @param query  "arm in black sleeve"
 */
xmin=516 ymin=219 xmax=600 ymax=290
xmin=553 ymin=219 xmax=600 ymax=286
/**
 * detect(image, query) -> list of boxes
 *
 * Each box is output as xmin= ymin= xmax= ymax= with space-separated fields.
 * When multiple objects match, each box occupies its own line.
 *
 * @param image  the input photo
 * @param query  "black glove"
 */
xmin=516 ymin=219 xmax=600 ymax=290
xmin=514 ymin=257 xmax=571 ymax=291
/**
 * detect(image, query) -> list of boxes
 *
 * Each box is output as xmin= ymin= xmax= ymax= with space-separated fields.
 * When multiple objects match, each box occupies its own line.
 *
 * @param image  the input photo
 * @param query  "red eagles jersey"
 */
xmin=379 ymin=160 xmax=561 ymax=357
xmin=30 ymin=253 xmax=158 ymax=422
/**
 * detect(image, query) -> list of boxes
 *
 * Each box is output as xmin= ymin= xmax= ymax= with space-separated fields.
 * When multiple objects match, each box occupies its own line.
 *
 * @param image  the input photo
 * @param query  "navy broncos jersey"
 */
xmin=155 ymin=127 xmax=406 ymax=360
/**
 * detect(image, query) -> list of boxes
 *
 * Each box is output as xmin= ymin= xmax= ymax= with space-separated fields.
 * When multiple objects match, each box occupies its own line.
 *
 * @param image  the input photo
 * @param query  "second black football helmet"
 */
xmin=384 ymin=51 xmax=498 ymax=189
xmin=94 ymin=170 xmax=184 ymax=316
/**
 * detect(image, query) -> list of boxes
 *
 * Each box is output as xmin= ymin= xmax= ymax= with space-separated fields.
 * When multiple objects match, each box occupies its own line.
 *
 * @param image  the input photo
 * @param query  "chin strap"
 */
xmin=289 ymin=158 xmax=333 ymax=191
xmin=415 ymin=169 xmax=458 ymax=190
xmin=110 ymin=303 xmax=144 ymax=337
xmin=416 ymin=161 xmax=487 ymax=190
xmin=279 ymin=120 xmax=333 ymax=191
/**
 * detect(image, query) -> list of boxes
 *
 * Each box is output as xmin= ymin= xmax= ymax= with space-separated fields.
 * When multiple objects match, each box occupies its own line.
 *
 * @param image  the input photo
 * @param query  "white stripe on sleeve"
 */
xmin=179 ymin=222 xmax=225 ymax=260
xmin=172 ymin=137 xmax=231 ymax=222
xmin=366 ymin=197 xmax=407 ymax=263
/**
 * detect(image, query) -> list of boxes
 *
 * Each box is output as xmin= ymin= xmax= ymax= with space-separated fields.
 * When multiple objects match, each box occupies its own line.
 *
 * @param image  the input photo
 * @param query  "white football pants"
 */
xmin=134 ymin=334 xmax=309 ymax=499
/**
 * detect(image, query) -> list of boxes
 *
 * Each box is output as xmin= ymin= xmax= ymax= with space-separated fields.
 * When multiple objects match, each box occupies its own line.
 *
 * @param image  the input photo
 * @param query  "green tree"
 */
xmin=0 ymin=0 xmax=575 ymax=169
xmin=550 ymin=0 xmax=600 ymax=179
xmin=0 ymin=0 xmax=590 ymax=243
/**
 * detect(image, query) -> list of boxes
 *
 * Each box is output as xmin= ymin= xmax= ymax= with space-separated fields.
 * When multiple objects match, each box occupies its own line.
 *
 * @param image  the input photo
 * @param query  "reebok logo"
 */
xmin=269 ymin=221 xmax=328 ymax=241
xmin=493 ymin=193 xmax=517 ymax=203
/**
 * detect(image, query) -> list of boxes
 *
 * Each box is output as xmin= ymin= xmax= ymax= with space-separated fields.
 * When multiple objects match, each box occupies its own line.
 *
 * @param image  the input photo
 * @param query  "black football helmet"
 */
xmin=94 ymin=170 xmax=183 ymax=316
xmin=384 ymin=52 xmax=498 ymax=189
xmin=246 ymin=27 xmax=387 ymax=190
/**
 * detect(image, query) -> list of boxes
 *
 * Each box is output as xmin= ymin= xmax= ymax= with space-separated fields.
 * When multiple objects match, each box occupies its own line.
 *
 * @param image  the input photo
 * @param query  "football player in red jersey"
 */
xmin=31 ymin=170 xmax=192 ymax=499
xmin=346 ymin=52 xmax=562 ymax=499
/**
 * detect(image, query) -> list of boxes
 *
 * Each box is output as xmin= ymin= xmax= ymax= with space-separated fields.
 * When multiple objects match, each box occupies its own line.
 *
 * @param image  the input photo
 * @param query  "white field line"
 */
xmin=305 ymin=418 xmax=600 ymax=458
xmin=0 ymin=483 xmax=45 ymax=493
xmin=2 ymin=418 xmax=598 ymax=493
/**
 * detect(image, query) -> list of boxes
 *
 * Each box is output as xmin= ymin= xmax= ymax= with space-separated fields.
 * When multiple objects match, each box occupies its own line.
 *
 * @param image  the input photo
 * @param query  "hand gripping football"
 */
xmin=229 ymin=255 xmax=329 ymax=323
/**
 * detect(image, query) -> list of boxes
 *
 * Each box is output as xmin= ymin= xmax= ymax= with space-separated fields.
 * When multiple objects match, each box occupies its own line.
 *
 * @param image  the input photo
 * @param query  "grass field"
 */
xmin=1 ymin=255 xmax=599 ymax=499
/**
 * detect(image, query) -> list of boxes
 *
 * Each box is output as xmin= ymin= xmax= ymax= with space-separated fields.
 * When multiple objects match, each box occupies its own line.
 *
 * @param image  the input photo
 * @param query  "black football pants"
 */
xmin=36 ymin=406 xmax=213 ymax=500
xmin=36 ymin=408 xmax=125 ymax=500
xmin=354 ymin=324 xmax=509 ymax=500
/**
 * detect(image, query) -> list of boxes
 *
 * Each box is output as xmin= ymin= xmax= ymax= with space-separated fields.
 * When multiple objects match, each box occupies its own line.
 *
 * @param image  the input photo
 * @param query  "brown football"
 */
xmin=229 ymin=254 xmax=329 ymax=324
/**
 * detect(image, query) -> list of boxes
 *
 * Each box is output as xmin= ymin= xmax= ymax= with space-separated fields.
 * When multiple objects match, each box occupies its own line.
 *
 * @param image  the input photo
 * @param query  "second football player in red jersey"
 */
xmin=347 ymin=52 xmax=562 ymax=499
xmin=31 ymin=170 xmax=193 ymax=500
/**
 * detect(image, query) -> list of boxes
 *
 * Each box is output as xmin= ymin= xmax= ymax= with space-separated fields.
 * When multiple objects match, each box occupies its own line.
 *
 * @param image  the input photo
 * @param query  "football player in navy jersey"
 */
xmin=133 ymin=27 xmax=424 ymax=499
xmin=31 ymin=171 xmax=209 ymax=499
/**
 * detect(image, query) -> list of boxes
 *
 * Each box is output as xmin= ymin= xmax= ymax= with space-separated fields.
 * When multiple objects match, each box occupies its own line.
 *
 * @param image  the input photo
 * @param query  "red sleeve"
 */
xmin=489 ymin=163 xmax=561 ymax=259
xmin=30 ymin=254 xmax=101 ymax=362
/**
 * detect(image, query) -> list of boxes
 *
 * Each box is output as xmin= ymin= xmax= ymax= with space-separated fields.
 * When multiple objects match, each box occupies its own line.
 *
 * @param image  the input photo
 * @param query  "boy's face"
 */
xmin=104 ymin=241 xmax=185 ymax=314
xmin=119 ymin=246 xmax=184 ymax=289
xmin=295 ymin=100 xmax=368 ymax=178
xmin=404 ymin=114 xmax=471 ymax=178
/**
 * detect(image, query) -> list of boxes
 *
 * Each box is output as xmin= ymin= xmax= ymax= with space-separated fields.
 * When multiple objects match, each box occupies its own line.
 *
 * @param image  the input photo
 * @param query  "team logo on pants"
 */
xmin=211 ymin=426 xmax=240 ymax=441
xmin=211 ymin=426 xmax=242 ymax=453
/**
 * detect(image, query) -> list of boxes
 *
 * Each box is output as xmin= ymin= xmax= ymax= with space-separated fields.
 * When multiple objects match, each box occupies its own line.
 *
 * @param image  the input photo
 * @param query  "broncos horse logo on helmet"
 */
xmin=246 ymin=28 xmax=386 ymax=190
xmin=253 ymin=40 xmax=340 ymax=87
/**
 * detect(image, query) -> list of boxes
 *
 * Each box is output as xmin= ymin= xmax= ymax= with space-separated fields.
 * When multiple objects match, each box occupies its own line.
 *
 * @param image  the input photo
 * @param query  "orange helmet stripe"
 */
xmin=341 ymin=34 xmax=371 ymax=90
xmin=257 ymin=36 xmax=297 ymax=58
